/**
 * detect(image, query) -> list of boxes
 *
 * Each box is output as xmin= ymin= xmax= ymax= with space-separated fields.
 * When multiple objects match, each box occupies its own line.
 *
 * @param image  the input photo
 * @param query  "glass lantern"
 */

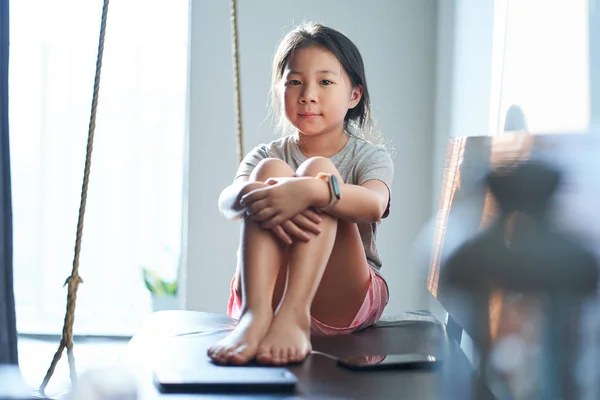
xmin=441 ymin=161 xmax=598 ymax=400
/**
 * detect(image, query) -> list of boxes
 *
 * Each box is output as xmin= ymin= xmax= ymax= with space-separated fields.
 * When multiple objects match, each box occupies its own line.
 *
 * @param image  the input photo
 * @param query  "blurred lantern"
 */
xmin=441 ymin=161 xmax=598 ymax=399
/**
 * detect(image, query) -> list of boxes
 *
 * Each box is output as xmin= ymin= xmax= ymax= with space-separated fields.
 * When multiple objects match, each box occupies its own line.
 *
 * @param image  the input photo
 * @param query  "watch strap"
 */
xmin=316 ymin=173 xmax=340 ymax=210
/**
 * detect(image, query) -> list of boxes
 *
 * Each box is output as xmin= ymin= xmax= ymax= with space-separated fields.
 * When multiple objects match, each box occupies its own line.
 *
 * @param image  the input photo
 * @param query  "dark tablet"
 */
xmin=153 ymin=365 xmax=298 ymax=394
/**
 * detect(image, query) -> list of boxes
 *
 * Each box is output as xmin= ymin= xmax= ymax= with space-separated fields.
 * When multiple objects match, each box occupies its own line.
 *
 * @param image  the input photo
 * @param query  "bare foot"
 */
xmin=256 ymin=307 xmax=312 ymax=365
xmin=207 ymin=310 xmax=272 ymax=365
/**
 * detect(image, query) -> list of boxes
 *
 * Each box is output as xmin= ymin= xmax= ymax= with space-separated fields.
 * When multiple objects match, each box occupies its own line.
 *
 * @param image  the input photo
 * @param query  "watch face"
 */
xmin=331 ymin=175 xmax=341 ymax=199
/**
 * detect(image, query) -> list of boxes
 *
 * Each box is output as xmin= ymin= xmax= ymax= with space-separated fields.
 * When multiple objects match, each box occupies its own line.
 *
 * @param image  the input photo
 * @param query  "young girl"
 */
xmin=207 ymin=22 xmax=394 ymax=366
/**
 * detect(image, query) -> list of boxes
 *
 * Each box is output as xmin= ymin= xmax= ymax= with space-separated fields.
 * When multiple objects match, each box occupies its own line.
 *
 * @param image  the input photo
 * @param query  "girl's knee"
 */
xmin=250 ymin=158 xmax=295 ymax=181
xmin=296 ymin=156 xmax=342 ymax=182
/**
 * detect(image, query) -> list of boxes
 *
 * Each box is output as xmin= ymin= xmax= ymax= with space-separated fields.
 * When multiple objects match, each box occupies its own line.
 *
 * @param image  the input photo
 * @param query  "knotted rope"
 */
xmin=39 ymin=0 xmax=109 ymax=394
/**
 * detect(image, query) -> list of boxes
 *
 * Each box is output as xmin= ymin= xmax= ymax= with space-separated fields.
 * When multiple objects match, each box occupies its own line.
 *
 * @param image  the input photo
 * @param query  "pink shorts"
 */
xmin=227 ymin=267 xmax=389 ymax=336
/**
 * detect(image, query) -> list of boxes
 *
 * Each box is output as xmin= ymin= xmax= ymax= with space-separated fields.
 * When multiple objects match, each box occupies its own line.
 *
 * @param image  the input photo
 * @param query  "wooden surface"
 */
xmin=117 ymin=310 xmax=483 ymax=399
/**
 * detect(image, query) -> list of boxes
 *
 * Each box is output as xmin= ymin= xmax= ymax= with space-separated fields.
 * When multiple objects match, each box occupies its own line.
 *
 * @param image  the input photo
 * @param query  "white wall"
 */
xmin=183 ymin=0 xmax=438 ymax=316
xmin=431 ymin=0 xmax=496 ymax=209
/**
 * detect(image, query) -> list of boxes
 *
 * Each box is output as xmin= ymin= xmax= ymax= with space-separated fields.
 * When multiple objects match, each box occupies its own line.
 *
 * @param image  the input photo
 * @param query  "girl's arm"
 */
xmin=218 ymin=176 xmax=267 ymax=220
xmin=220 ymin=176 xmax=323 ymax=244
xmin=309 ymin=178 xmax=390 ymax=224
xmin=241 ymin=176 xmax=389 ymax=227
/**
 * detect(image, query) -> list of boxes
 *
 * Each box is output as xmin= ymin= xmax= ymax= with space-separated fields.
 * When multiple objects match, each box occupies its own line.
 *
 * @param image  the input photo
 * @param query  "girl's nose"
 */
xmin=299 ymin=84 xmax=318 ymax=103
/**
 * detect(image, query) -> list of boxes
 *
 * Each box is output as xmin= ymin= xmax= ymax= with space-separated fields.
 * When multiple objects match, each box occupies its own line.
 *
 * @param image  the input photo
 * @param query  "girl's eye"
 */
xmin=287 ymin=80 xmax=301 ymax=86
xmin=321 ymin=80 xmax=333 ymax=85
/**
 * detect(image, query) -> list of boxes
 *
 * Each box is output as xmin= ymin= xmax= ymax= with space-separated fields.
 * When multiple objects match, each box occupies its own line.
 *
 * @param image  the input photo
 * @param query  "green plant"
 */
xmin=142 ymin=267 xmax=177 ymax=296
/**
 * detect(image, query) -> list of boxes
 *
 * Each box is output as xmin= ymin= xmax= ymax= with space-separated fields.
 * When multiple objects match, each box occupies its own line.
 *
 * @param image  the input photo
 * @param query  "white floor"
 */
xmin=17 ymin=336 xmax=129 ymax=399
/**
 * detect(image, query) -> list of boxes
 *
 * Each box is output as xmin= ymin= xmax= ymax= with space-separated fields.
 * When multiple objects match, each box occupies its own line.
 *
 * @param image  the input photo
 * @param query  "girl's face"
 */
xmin=281 ymin=46 xmax=362 ymax=137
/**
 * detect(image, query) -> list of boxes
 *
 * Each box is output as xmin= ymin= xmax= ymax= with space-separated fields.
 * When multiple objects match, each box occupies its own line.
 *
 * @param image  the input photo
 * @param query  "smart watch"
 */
xmin=316 ymin=173 xmax=341 ymax=210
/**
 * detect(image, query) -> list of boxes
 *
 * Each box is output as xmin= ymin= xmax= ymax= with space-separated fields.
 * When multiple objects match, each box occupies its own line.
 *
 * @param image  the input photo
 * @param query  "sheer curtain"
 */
xmin=9 ymin=0 xmax=188 ymax=336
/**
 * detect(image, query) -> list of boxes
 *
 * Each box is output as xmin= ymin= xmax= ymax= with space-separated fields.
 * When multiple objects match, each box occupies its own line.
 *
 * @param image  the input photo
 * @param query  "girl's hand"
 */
xmin=241 ymin=177 xmax=314 ymax=229
xmin=270 ymin=208 xmax=322 ymax=245
xmin=238 ymin=181 xmax=269 ymax=207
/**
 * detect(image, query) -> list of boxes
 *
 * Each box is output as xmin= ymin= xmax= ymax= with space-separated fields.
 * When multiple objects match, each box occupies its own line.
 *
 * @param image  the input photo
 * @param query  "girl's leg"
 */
xmin=256 ymin=157 xmax=373 ymax=365
xmin=207 ymin=158 xmax=293 ymax=365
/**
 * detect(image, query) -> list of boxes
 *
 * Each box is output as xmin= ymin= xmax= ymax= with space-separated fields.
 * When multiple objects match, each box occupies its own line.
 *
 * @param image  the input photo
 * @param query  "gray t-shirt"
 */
xmin=235 ymin=134 xmax=394 ymax=276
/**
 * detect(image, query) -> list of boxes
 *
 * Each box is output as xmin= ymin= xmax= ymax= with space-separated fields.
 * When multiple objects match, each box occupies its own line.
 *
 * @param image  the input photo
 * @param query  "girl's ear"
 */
xmin=349 ymin=85 xmax=363 ymax=109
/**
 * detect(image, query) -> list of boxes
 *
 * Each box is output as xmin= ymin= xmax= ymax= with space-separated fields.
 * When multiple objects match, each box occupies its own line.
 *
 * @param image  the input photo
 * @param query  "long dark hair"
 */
xmin=270 ymin=22 xmax=379 ymax=142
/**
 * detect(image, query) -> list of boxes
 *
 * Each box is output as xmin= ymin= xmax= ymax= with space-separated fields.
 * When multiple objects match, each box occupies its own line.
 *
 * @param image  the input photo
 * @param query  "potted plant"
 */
xmin=141 ymin=247 xmax=181 ymax=312
xmin=142 ymin=267 xmax=179 ymax=311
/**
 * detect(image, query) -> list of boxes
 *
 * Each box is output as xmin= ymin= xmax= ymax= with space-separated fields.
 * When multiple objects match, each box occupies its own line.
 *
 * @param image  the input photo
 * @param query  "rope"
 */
xmin=230 ymin=0 xmax=244 ymax=163
xmin=39 ymin=0 xmax=110 ymax=394
xmin=38 ymin=0 xmax=240 ymax=393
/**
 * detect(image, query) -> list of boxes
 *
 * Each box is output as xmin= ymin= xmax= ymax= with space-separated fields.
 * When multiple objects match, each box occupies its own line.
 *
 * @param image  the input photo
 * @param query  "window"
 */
xmin=9 ymin=0 xmax=189 ymax=335
xmin=490 ymin=0 xmax=590 ymax=134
